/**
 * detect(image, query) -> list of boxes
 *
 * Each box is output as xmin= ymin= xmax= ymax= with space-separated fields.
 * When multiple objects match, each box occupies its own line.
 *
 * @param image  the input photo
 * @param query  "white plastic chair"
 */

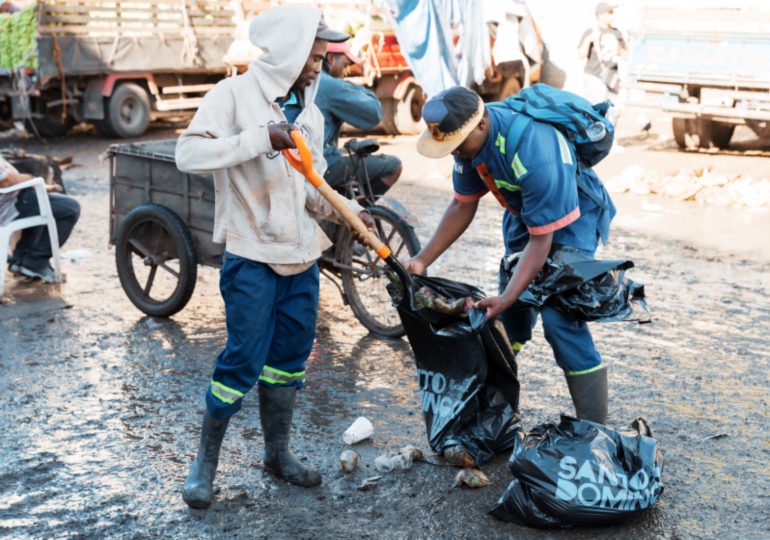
xmin=0 ymin=177 xmax=62 ymax=297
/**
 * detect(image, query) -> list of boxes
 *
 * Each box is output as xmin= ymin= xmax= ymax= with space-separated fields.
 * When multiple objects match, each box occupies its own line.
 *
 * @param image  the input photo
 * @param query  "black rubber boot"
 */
xmin=182 ymin=412 xmax=230 ymax=508
xmin=566 ymin=367 xmax=608 ymax=424
xmin=258 ymin=385 xmax=322 ymax=487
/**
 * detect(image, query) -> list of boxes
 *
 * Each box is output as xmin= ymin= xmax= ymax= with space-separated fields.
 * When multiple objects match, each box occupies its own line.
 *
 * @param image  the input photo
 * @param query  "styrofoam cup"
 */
xmin=342 ymin=416 xmax=374 ymax=445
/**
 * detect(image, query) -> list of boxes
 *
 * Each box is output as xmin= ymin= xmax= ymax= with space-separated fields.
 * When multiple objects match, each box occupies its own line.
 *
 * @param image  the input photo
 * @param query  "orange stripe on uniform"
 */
xmin=455 ymin=191 xmax=487 ymax=203
xmin=528 ymin=207 xmax=581 ymax=235
xmin=475 ymin=163 xmax=519 ymax=215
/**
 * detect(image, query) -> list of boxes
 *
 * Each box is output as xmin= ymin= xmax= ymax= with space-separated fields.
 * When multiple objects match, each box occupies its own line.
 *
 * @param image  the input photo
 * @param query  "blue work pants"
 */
xmin=205 ymin=254 xmax=320 ymax=419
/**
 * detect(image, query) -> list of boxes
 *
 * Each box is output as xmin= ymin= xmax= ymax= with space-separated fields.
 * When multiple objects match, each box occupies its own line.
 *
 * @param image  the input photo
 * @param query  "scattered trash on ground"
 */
xmin=399 ymin=445 xmax=423 ymax=461
xmin=339 ymin=450 xmax=360 ymax=473
xmin=342 ymin=417 xmax=374 ymax=445
xmin=61 ymin=249 xmax=91 ymax=262
xmin=606 ymin=165 xmax=770 ymax=209
xmin=374 ymin=452 xmax=413 ymax=473
xmin=454 ymin=468 xmax=491 ymax=489
xmin=702 ymin=433 xmax=728 ymax=442
xmin=491 ymin=417 xmax=664 ymax=528
xmin=443 ymin=446 xmax=477 ymax=468
xmin=357 ymin=476 xmax=382 ymax=492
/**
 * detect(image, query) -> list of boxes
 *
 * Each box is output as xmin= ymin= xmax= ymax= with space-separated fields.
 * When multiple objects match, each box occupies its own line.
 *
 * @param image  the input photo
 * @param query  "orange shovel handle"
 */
xmin=282 ymin=130 xmax=391 ymax=260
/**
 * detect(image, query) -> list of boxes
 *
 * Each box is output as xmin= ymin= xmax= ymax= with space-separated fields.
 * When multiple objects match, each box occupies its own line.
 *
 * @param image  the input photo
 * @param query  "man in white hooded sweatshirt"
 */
xmin=175 ymin=5 xmax=370 ymax=508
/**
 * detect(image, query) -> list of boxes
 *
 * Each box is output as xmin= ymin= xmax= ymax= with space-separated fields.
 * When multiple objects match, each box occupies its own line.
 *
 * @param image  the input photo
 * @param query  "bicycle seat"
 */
xmin=344 ymin=138 xmax=380 ymax=156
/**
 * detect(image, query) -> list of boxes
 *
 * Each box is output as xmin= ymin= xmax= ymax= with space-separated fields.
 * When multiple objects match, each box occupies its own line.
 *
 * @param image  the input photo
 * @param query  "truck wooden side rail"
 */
xmin=0 ymin=1 xmax=237 ymax=138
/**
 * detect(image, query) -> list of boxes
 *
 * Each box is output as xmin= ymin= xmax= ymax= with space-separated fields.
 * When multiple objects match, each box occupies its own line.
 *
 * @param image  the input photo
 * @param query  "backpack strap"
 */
xmin=575 ymin=173 xmax=609 ymax=211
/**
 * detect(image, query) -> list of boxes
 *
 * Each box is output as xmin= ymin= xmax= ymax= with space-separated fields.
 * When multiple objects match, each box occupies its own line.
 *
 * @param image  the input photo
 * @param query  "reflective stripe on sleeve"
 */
xmin=494 ymin=179 xmax=521 ymax=192
xmin=511 ymin=152 xmax=528 ymax=178
xmin=554 ymin=129 xmax=574 ymax=165
xmin=495 ymin=133 xmax=507 ymax=155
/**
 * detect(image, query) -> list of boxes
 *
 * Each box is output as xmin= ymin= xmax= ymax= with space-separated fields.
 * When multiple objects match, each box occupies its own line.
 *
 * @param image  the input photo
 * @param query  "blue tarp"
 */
xmin=384 ymin=0 xmax=461 ymax=96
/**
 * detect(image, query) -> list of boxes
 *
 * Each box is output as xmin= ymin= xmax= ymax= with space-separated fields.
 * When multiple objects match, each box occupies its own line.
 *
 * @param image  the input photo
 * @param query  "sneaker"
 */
xmin=8 ymin=262 xmax=21 ymax=275
xmin=16 ymin=264 xmax=58 ymax=283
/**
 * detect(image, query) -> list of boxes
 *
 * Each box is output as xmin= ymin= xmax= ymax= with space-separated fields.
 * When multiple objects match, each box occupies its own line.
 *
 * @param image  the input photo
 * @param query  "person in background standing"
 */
xmin=578 ymin=2 xmax=625 ymax=123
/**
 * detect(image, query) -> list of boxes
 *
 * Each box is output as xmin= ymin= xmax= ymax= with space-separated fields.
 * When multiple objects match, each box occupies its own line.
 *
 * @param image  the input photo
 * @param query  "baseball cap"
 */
xmin=316 ymin=18 xmax=350 ymax=43
xmin=595 ymin=2 xmax=614 ymax=15
xmin=416 ymin=86 xmax=484 ymax=158
xmin=326 ymin=41 xmax=362 ymax=65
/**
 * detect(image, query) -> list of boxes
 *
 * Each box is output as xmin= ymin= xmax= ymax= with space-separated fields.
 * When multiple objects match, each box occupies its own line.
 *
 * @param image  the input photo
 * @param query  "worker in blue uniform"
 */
xmin=408 ymin=86 xmax=616 ymax=464
xmin=316 ymin=40 xmax=402 ymax=198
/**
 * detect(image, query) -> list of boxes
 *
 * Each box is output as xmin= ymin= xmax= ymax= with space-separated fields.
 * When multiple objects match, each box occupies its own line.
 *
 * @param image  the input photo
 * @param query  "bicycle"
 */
xmin=318 ymin=138 xmax=420 ymax=338
xmin=108 ymin=138 xmax=419 ymax=338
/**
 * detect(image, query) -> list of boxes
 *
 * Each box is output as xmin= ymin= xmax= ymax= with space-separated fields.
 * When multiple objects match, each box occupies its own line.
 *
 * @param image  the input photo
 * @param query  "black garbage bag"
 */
xmin=388 ymin=275 xmax=520 ymax=466
xmin=490 ymin=416 xmax=664 ymax=528
xmin=501 ymin=246 xmax=650 ymax=323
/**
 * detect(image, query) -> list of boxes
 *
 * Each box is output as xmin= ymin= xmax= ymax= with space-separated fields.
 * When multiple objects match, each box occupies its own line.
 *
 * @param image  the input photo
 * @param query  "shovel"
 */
xmin=282 ymin=130 xmax=413 ymax=306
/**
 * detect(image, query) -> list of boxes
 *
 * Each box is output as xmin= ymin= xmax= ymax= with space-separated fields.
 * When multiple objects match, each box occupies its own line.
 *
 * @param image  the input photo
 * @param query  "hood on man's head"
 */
xmin=248 ymin=4 xmax=323 ymax=101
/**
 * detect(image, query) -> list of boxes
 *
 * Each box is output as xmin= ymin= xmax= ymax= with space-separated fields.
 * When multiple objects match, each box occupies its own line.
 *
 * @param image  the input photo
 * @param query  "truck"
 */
xmin=626 ymin=1 xmax=770 ymax=149
xmin=0 ymin=1 xmax=238 ymax=138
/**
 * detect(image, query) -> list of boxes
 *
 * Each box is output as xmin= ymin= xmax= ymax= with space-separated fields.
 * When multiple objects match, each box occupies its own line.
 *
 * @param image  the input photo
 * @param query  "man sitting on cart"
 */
xmin=175 ymin=5 xmax=372 ymax=509
xmin=316 ymin=40 xmax=403 ymax=198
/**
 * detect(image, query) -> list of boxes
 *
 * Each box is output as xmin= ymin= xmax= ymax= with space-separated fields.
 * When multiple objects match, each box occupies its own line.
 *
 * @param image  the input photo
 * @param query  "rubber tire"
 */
xmin=671 ymin=117 xmax=693 ymax=149
xmin=497 ymin=75 xmax=522 ymax=101
xmin=105 ymin=82 xmax=151 ymax=138
xmin=115 ymin=204 xmax=197 ymax=317
xmin=339 ymin=205 xmax=421 ymax=338
xmin=381 ymin=85 xmax=426 ymax=135
xmin=24 ymin=96 xmax=75 ymax=138
xmin=699 ymin=120 xmax=734 ymax=149
xmin=673 ymin=117 xmax=735 ymax=150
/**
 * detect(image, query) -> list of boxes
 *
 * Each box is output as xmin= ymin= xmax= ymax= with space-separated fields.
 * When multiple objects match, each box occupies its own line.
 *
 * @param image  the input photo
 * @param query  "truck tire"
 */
xmin=382 ymin=85 xmax=426 ymax=135
xmin=24 ymin=96 xmax=74 ymax=138
xmin=699 ymin=120 xmax=735 ymax=149
xmin=672 ymin=117 xmax=697 ymax=149
xmin=673 ymin=118 xmax=734 ymax=150
xmin=104 ymin=82 xmax=151 ymax=138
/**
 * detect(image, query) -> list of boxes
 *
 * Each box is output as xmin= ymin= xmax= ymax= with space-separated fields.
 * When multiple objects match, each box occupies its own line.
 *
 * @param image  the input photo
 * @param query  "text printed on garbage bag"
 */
xmin=418 ymin=369 xmax=468 ymax=418
xmin=555 ymin=456 xmax=662 ymax=511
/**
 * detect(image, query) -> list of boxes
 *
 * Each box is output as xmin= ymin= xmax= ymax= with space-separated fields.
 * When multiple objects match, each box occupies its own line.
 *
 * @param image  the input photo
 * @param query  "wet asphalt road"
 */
xmin=1 ymin=125 xmax=769 ymax=539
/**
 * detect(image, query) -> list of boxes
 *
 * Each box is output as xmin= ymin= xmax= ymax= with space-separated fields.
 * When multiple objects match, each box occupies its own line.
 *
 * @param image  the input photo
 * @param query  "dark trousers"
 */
xmin=11 ymin=188 xmax=80 ymax=271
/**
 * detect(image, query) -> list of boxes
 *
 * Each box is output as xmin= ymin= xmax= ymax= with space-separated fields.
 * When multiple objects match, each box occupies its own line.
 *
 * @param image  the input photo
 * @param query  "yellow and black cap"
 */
xmin=416 ymin=86 xmax=484 ymax=158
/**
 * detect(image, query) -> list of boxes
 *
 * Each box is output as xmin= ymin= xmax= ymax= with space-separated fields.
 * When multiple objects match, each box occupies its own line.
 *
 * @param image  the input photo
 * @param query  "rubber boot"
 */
xmin=566 ymin=367 xmax=608 ymax=424
xmin=182 ymin=412 xmax=230 ymax=508
xmin=258 ymin=385 xmax=322 ymax=487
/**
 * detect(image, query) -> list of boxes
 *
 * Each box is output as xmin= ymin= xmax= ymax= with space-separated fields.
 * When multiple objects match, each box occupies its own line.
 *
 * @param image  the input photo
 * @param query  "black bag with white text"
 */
xmin=491 ymin=416 xmax=664 ymax=528
xmin=388 ymin=275 xmax=521 ymax=466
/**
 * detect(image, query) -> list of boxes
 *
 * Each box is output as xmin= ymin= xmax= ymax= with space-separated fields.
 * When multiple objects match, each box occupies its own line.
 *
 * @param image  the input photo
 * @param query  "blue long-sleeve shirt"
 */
xmin=316 ymin=71 xmax=383 ymax=168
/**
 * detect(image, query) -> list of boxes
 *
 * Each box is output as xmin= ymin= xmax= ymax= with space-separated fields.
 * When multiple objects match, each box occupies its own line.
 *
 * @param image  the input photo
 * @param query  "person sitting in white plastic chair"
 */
xmin=0 ymin=156 xmax=80 ymax=283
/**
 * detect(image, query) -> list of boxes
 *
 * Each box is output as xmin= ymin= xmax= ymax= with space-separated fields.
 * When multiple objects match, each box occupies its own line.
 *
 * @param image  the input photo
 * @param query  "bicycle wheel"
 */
xmin=339 ymin=205 xmax=420 ymax=338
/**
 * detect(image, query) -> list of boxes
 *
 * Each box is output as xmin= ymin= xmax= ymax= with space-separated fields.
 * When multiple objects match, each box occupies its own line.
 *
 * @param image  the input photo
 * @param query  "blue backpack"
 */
xmin=502 ymin=83 xmax=614 ymax=168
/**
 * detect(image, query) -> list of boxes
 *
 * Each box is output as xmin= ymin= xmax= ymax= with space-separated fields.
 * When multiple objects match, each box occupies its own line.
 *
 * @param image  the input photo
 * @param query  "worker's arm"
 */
xmin=175 ymin=82 xmax=288 ymax=174
xmin=0 ymin=168 xmax=33 ymax=188
xmin=408 ymin=197 xmax=479 ymax=275
xmin=577 ymin=28 xmax=595 ymax=59
xmin=324 ymin=77 xmax=383 ymax=130
xmin=476 ymin=232 xmax=552 ymax=318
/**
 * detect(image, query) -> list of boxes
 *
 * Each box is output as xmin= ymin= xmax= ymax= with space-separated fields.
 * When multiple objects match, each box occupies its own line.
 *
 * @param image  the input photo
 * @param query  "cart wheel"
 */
xmin=338 ymin=205 xmax=420 ymax=338
xmin=115 ymin=204 xmax=197 ymax=317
